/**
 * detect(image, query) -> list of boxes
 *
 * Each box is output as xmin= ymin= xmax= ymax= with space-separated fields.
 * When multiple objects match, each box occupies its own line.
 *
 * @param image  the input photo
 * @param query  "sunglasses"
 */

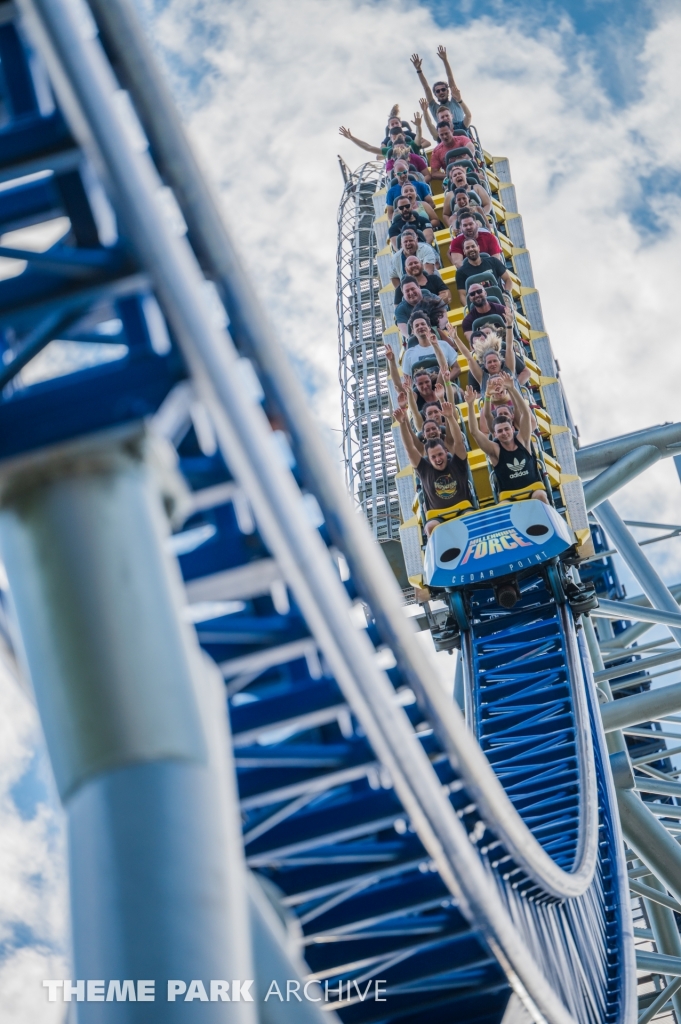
xmin=469 ymin=289 xmax=484 ymax=297
xmin=398 ymin=206 xmax=411 ymax=212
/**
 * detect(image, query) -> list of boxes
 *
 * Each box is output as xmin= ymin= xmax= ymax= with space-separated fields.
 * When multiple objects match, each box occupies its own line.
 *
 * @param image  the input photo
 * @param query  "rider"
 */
xmin=395 ymin=400 xmax=473 ymax=535
xmin=465 ymin=375 xmax=548 ymax=504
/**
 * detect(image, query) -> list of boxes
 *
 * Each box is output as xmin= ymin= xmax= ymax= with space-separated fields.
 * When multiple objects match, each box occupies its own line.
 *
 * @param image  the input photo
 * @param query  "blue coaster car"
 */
xmin=424 ymin=499 xmax=576 ymax=589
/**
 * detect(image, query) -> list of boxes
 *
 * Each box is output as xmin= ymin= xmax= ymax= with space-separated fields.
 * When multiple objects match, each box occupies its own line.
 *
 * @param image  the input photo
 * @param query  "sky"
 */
xmin=2 ymin=0 xmax=681 ymax=1018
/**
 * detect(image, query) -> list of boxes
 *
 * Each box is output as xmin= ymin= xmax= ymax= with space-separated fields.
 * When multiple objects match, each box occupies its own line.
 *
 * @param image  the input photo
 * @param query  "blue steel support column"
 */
xmin=0 ymin=428 xmax=255 ymax=1023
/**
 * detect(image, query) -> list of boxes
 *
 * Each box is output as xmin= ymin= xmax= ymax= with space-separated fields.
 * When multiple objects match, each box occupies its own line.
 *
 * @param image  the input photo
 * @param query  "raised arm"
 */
xmin=394 ymin=406 xmax=422 ymax=467
xmin=436 ymin=46 xmax=461 ymax=101
xmin=459 ymin=98 xmax=473 ymax=129
xmin=465 ymin=386 xmax=499 ymax=458
xmin=501 ymin=373 xmax=533 ymax=448
xmin=411 ymin=54 xmax=435 ymax=107
xmin=429 ymin=334 xmax=450 ymax=376
xmin=405 ymin=383 xmax=423 ymax=430
xmin=384 ymin=344 xmax=403 ymax=393
xmin=436 ymin=46 xmax=472 ymax=126
xmin=503 ymin=309 xmax=515 ymax=372
xmin=411 ymin=111 xmax=424 ymax=149
xmin=418 ymin=97 xmax=439 ymax=142
xmin=338 ymin=126 xmax=382 ymax=156
xmin=442 ymin=366 xmax=460 ymax=405
xmin=444 ymin=324 xmax=481 ymax=383
xmin=441 ymin=400 xmax=467 ymax=459
xmin=396 ymin=391 xmax=424 ymax=456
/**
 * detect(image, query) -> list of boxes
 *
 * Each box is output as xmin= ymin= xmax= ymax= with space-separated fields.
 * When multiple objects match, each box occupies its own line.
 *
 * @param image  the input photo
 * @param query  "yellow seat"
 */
xmin=425 ymin=500 xmax=473 ymax=522
xmin=498 ymin=483 xmax=546 ymax=503
xmin=466 ymin=447 xmax=494 ymax=505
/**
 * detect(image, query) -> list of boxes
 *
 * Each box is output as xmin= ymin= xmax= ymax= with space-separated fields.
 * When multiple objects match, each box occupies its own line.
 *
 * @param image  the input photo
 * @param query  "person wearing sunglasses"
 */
xmin=456 ymin=238 xmax=512 ymax=307
xmin=411 ymin=46 xmax=472 ymax=129
xmin=460 ymin=286 xmax=509 ymax=340
xmin=385 ymin=142 xmax=430 ymax=180
xmin=386 ymin=161 xmax=433 ymax=220
xmin=388 ymin=200 xmax=433 ymax=248
xmin=399 ymin=182 xmax=441 ymax=233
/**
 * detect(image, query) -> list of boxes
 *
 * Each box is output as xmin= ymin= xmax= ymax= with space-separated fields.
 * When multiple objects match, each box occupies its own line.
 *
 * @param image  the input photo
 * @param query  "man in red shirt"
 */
xmin=449 ymin=214 xmax=502 ymax=268
xmin=430 ymin=122 xmax=475 ymax=179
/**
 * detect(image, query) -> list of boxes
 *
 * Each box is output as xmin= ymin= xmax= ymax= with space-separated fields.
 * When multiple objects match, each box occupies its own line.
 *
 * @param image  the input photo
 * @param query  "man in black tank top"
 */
xmin=465 ymin=374 xmax=548 ymax=504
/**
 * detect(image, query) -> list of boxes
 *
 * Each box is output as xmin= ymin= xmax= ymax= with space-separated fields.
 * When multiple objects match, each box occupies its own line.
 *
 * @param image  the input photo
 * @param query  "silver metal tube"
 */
xmin=0 ymin=429 xmax=256 ymax=1023
xmin=638 ymin=976 xmax=681 ymax=1024
xmin=594 ymin=501 xmax=681 ymax=648
xmin=595 ymin=648 xmax=681 ymax=684
xmin=636 ymin=777 xmax=681 ymax=799
xmin=629 ymin=879 xmax=681 ymax=913
xmin=575 ymin=423 xmax=681 ymax=479
xmin=600 ymin=585 xmax=681 ymax=651
xmin=595 ymin=599 xmax=681 ymax=629
xmin=247 ymin=875 xmax=333 ymax=1024
xmin=582 ymin=607 xmax=626 ymax=754
xmin=16 ymin=3 xmax=583 ymax=1019
xmin=602 ymin=681 xmax=681 ymax=732
xmin=636 ymin=951 xmax=681 ymax=978
xmin=583 ymin=446 xmax=660 ymax=510
xmin=616 ymin=788 xmax=681 ymax=906
xmin=642 ymin=872 xmax=681 ymax=1023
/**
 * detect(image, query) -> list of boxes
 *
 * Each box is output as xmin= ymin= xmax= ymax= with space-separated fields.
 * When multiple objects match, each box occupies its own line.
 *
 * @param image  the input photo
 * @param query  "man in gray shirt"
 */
xmin=389 ymin=229 xmax=439 ymax=288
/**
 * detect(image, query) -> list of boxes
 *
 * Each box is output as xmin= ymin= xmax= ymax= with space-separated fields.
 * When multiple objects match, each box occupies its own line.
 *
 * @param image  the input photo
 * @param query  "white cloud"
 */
xmin=0 ymin=657 xmax=69 ymax=1023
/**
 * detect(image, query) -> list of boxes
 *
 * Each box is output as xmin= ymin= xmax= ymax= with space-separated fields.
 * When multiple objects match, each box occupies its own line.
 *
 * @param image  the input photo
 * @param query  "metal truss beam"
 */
xmin=583 ymin=445 xmax=660 ymax=510
xmin=595 ymin=597 xmax=681 ymax=629
xmin=616 ymin=787 xmax=681 ymax=906
xmin=602 ymin=682 xmax=681 ymax=732
xmin=594 ymin=501 xmax=681 ymax=648
xmin=576 ymin=422 xmax=681 ymax=479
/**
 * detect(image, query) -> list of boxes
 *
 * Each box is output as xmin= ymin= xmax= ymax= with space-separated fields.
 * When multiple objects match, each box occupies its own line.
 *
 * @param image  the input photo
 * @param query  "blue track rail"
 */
xmin=466 ymin=576 xmax=586 ymax=871
xmin=0 ymin=9 xmax=636 ymax=1024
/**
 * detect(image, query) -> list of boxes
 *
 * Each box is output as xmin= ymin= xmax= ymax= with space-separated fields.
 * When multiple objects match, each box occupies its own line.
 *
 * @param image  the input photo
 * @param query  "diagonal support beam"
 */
xmin=576 ymin=422 xmax=681 ymax=478
xmin=616 ymin=788 xmax=681 ymax=907
xmin=601 ymin=585 xmax=681 ymax=651
xmin=637 ymin=950 xmax=681 ymax=978
xmin=583 ymin=446 xmax=660 ymax=510
xmin=594 ymin=502 xmax=681 ymax=648
xmin=595 ymin=598 xmax=681 ymax=630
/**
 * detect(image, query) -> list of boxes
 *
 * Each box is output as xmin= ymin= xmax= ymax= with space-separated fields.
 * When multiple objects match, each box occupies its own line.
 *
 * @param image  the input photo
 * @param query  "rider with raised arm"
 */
xmin=465 ymin=375 xmax=548 ymax=504
xmin=395 ymin=399 xmax=472 ymax=535
xmin=411 ymin=47 xmax=472 ymax=129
